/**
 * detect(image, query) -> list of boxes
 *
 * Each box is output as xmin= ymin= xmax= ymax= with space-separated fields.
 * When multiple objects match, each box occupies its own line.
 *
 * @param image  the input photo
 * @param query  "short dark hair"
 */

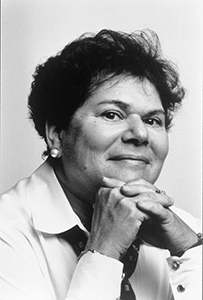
xmin=28 ymin=29 xmax=185 ymax=140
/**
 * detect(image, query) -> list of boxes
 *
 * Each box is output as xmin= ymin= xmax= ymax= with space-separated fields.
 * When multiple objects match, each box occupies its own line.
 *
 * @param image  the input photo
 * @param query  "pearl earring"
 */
xmin=50 ymin=148 xmax=60 ymax=158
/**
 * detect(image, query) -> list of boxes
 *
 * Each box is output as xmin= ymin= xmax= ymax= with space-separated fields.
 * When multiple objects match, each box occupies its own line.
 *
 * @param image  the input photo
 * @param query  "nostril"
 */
xmin=122 ymin=117 xmax=149 ymax=145
xmin=134 ymin=138 xmax=149 ymax=146
xmin=121 ymin=129 xmax=149 ymax=146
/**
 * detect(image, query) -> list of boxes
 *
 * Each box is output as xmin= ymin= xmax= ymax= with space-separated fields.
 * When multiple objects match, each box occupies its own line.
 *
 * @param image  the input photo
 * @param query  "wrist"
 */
xmin=78 ymin=248 xmax=108 ymax=261
xmin=190 ymin=232 xmax=203 ymax=249
xmin=85 ymin=239 xmax=123 ymax=260
xmin=78 ymin=247 xmax=121 ymax=261
xmin=171 ymin=232 xmax=203 ymax=257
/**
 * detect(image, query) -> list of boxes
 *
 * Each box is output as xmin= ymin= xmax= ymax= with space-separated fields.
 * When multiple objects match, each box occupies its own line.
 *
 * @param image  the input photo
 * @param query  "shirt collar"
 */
xmin=25 ymin=160 xmax=86 ymax=234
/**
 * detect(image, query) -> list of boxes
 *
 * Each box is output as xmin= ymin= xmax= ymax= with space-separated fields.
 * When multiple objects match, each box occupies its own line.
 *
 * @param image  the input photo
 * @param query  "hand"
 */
xmin=86 ymin=179 xmax=150 ymax=260
xmin=135 ymin=199 xmax=198 ymax=256
xmin=102 ymin=177 xmax=198 ymax=256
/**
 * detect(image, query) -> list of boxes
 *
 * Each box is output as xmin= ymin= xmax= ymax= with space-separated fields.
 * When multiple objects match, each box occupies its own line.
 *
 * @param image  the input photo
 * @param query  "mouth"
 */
xmin=110 ymin=155 xmax=150 ymax=164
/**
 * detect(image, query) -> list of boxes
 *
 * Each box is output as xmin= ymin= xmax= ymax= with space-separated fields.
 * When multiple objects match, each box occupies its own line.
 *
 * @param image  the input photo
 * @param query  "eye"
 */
xmin=143 ymin=117 xmax=163 ymax=127
xmin=101 ymin=111 xmax=123 ymax=121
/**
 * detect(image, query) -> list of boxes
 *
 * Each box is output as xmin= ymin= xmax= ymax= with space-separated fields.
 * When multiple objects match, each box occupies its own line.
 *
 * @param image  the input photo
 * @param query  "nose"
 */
xmin=121 ymin=116 xmax=149 ymax=146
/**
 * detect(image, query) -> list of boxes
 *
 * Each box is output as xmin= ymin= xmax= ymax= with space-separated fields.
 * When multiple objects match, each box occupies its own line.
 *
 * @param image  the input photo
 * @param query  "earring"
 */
xmin=50 ymin=148 xmax=60 ymax=158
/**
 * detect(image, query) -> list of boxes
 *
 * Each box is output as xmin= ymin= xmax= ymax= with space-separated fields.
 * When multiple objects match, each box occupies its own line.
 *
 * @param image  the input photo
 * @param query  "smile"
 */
xmin=110 ymin=155 xmax=150 ymax=164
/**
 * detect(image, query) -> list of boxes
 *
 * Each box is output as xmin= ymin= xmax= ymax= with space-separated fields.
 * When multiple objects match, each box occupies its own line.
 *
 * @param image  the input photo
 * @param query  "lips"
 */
xmin=110 ymin=155 xmax=150 ymax=164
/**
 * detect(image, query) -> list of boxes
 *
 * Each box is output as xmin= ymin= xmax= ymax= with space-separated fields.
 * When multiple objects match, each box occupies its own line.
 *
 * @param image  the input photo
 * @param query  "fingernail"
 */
xmin=102 ymin=176 xmax=110 ymax=181
xmin=121 ymin=185 xmax=130 ymax=190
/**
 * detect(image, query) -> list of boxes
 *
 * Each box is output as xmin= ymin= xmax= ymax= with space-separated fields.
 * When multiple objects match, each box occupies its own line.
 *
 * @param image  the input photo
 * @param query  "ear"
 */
xmin=45 ymin=122 xmax=62 ymax=156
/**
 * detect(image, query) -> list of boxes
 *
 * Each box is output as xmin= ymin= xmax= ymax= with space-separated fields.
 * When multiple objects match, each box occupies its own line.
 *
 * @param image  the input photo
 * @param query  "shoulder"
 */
xmin=0 ymin=161 xmax=51 ymax=226
xmin=0 ymin=177 xmax=32 ymax=230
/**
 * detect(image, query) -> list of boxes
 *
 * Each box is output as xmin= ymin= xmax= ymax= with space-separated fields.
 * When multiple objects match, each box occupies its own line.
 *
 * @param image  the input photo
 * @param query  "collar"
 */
xmin=25 ymin=160 xmax=86 ymax=234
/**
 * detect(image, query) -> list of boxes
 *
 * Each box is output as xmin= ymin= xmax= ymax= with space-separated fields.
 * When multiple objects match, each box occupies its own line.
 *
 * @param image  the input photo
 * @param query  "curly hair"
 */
xmin=28 ymin=29 xmax=185 ymax=140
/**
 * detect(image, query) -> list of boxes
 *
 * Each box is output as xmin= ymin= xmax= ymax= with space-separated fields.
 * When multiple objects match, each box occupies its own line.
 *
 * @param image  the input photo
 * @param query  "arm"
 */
xmin=167 ymin=246 xmax=202 ymax=300
xmin=167 ymin=207 xmax=202 ymax=300
xmin=65 ymin=251 xmax=123 ymax=300
xmin=99 ymin=177 xmax=202 ymax=300
xmin=0 ymin=192 xmax=124 ymax=300
xmin=101 ymin=177 xmax=199 ymax=258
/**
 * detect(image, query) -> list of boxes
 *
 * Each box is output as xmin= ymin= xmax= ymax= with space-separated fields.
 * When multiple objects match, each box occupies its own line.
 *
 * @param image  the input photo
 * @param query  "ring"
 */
xmin=156 ymin=188 xmax=166 ymax=195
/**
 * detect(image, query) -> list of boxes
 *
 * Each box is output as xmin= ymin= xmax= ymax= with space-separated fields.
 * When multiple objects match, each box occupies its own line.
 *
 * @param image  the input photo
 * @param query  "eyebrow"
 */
xmin=97 ymin=100 xmax=130 ymax=110
xmin=144 ymin=109 xmax=166 ymax=117
xmin=97 ymin=100 xmax=165 ymax=116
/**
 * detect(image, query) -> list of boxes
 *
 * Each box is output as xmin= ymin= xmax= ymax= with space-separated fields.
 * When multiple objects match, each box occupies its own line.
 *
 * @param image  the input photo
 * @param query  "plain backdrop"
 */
xmin=1 ymin=0 xmax=202 ymax=219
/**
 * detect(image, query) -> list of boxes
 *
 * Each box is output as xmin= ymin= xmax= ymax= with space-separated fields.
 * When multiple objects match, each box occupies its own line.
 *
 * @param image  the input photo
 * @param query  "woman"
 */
xmin=0 ymin=29 xmax=202 ymax=300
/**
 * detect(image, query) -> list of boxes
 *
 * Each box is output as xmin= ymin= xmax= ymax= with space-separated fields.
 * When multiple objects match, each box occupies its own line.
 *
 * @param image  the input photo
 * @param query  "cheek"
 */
xmin=81 ymin=122 xmax=119 ymax=153
xmin=61 ymin=123 xmax=84 ymax=161
xmin=156 ymin=133 xmax=169 ymax=161
xmin=61 ymin=122 xmax=110 ymax=165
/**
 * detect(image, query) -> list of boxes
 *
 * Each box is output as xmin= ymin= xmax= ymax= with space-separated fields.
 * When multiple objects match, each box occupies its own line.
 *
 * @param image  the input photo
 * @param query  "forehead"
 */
xmin=85 ymin=76 xmax=163 ymax=111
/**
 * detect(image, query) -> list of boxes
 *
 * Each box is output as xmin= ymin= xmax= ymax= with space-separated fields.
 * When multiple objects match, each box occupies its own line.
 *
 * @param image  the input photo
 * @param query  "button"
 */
xmin=177 ymin=284 xmax=185 ymax=293
xmin=78 ymin=241 xmax=85 ymax=249
xmin=124 ymin=284 xmax=130 ymax=292
xmin=172 ymin=261 xmax=181 ymax=270
xmin=128 ymin=255 xmax=137 ymax=262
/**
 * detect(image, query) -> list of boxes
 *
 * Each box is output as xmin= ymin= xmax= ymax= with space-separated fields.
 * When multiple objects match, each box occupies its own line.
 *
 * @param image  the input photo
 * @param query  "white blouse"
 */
xmin=0 ymin=161 xmax=202 ymax=300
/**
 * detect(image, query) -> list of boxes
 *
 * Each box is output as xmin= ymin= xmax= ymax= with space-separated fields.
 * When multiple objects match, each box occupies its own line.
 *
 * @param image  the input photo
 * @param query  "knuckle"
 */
xmin=118 ymin=198 xmax=135 ymax=212
xmin=97 ymin=187 xmax=107 ymax=198
xmin=109 ymin=187 xmax=119 ymax=198
xmin=168 ymin=197 xmax=174 ymax=205
xmin=97 ymin=187 xmax=121 ymax=205
xmin=146 ymin=192 xmax=157 ymax=200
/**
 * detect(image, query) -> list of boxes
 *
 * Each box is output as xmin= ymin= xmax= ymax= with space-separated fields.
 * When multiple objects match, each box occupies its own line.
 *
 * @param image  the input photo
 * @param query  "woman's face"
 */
xmin=59 ymin=76 xmax=169 ymax=202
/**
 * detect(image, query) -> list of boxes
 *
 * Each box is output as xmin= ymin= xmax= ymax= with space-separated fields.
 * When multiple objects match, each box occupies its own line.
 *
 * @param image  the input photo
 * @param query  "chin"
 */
xmin=106 ymin=171 xmax=146 ymax=183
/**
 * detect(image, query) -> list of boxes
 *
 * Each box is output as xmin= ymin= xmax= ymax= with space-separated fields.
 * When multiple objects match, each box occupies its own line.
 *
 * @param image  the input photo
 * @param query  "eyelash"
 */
xmin=101 ymin=111 xmax=164 ymax=127
xmin=143 ymin=117 xmax=163 ymax=127
xmin=101 ymin=111 xmax=124 ymax=121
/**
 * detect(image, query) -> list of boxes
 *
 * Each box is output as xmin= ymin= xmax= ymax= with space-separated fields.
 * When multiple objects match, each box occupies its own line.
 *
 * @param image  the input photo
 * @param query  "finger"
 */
xmin=121 ymin=185 xmax=156 ymax=196
xmin=136 ymin=200 xmax=172 ymax=221
xmin=102 ymin=176 xmax=125 ymax=188
xmin=147 ymin=193 xmax=174 ymax=207
xmin=121 ymin=179 xmax=158 ymax=195
xmin=118 ymin=197 xmax=151 ymax=222
xmin=102 ymin=177 xmax=155 ymax=189
xmin=122 ymin=186 xmax=174 ymax=207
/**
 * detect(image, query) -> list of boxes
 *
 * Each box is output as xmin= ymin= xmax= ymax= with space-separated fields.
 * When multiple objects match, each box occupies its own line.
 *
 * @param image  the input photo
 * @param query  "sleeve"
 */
xmin=0 ymin=213 xmax=56 ymax=300
xmin=0 ymin=193 xmax=123 ymax=300
xmin=167 ymin=206 xmax=202 ymax=300
xmin=65 ymin=251 xmax=123 ymax=300
xmin=0 ymin=221 xmax=123 ymax=300
xmin=167 ymin=246 xmax=202 ymax=300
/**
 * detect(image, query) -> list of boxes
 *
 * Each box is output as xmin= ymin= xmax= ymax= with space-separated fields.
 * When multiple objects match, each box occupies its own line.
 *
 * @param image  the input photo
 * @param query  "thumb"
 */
xmin=102 ymin=176 xmax=125 ymax=188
